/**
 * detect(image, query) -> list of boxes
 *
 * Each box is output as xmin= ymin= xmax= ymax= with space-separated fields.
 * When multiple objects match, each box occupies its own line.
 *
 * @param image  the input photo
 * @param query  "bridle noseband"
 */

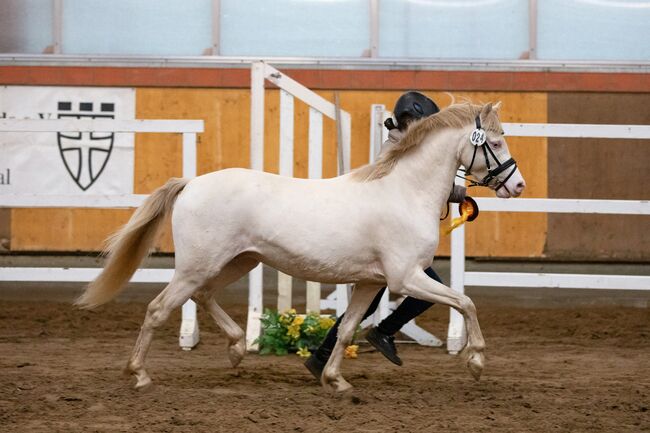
xmin=457 ymin=115 xmax=518 ymax=192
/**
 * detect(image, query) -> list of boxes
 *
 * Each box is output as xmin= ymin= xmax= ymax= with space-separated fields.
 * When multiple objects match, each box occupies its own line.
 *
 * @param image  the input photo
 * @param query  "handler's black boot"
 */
xmin=366 ymin=327 xmax=403 ymax=366
xmin=304 ymin=348 xmax=331 ymax=381
xmin=304 ymin=355 xmax=325 ymax=380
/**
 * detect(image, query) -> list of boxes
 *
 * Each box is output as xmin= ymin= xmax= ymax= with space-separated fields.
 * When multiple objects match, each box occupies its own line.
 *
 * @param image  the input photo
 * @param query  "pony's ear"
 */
xmin=493 ymin=101 xmax=502 ymax=112
xmin=480 ymin=102 xmax=493 ymax=120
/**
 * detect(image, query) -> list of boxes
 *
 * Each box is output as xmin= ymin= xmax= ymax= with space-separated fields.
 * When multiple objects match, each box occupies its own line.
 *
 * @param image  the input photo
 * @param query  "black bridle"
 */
xmin=457 ymin=115 xmax=518 ymax=192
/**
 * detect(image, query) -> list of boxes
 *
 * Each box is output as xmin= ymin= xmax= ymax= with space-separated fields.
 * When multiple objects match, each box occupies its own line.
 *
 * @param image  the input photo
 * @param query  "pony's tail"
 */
xmin=75 ymin=177 xmax=190 ymax=309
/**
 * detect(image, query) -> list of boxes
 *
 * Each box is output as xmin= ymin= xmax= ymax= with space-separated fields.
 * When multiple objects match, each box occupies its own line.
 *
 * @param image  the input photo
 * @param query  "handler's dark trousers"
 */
xmin=314 ymin=267 xmax=442 ymax=361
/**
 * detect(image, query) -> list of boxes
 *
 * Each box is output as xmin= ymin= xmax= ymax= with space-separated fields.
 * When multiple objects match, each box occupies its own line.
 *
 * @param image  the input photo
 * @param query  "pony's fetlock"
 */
xmin=124 ymin=359 xmax=139 ymax=376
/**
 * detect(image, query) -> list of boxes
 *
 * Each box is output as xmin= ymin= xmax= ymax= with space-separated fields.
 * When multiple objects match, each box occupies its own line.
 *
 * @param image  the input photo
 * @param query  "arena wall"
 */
xmin=1 ymin=66 xmax=648 ymax=260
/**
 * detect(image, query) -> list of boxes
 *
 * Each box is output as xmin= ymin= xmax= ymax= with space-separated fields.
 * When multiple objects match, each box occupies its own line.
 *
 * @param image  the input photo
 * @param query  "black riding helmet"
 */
xmin=385 ymin=91 xmax=440 ymax=132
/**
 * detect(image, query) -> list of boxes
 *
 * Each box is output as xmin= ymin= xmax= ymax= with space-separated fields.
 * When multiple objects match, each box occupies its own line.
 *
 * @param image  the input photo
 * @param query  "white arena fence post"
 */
xmin=0 ymin=118 xmax=204 ymax=350
xmin=276 ymin=89 xmax=295 ymax=313
xmin=447 ymin=173 xmax=467 ymax=355
xmin=246 ymin=61 xmax=352 ymax=352
xmin=306 ymin=107 xmax=324 ymax=314
xmin=448 ymin=122 xmax=650 ymax=354
xmin=246 ymin=61 xmax=266 ymax=352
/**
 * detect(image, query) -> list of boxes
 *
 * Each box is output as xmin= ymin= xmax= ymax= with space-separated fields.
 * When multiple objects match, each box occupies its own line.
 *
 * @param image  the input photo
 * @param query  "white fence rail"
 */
xmin=0 ymin=118 xmax=204 ymax=350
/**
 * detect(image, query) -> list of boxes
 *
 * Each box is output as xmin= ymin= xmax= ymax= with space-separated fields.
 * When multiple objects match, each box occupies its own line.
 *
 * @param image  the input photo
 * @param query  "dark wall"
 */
xmin=547 ymin=93 xmax=650 ymax=261
xmin=0 ymin=209 xmax=9 ymax=251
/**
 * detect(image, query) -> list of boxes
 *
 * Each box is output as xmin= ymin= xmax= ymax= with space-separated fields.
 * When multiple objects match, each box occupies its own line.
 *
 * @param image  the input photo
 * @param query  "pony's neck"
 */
xmin=390 ymin=127 xmax=465 ymax=211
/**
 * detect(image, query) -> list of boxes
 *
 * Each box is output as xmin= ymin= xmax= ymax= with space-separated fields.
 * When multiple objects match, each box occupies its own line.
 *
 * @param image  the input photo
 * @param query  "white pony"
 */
xmin=76 ymin=102 xmax=525 ymax=393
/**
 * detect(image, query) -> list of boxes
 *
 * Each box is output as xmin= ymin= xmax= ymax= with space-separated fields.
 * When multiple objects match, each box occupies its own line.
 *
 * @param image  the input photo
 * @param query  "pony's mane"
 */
xmin=351 ymin=102 xmax=501 ymax=182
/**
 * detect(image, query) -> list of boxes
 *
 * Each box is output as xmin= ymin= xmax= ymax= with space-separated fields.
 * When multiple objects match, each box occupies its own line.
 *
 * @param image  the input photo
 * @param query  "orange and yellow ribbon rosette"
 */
xmin=445 ymin=197 xmax=479 ymax=234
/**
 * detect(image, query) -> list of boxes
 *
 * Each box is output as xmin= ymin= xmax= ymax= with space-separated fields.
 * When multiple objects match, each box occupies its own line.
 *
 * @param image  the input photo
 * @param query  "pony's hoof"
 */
xmin=322 ymin=374 xmax=353 ymax=393
xmin=134 ymin=376 xmax=153 ymax=392
xmin=467 ymin=352 xmax=484 ymax=381
xmin=228 ymin=339 xmax=246 ymax=368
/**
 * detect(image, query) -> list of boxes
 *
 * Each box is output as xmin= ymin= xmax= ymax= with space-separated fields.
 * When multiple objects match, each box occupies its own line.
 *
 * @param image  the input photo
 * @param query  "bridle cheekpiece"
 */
xmin=457 ymin=115 xmax=518 ymax=192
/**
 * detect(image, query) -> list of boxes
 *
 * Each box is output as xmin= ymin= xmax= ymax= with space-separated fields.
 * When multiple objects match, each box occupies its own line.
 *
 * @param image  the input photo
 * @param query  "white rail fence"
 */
xmin=0 ymin=118 xmax=204 ymax=350
xmin=446 ymin=122 xmax=650 ymax=354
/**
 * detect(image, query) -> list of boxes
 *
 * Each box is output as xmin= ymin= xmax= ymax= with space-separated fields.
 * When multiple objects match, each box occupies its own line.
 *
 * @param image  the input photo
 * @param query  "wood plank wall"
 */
xmin=8 ymin=88 xmax=548 ymax=257
xmin=546 ymin=93 xmax=650 ymax=261
xmin=2 ymin=66 xmax=647 ymax=260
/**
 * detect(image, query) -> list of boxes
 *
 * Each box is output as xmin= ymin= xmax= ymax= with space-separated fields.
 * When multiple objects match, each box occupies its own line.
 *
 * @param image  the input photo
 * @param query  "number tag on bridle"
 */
xmin=470 ymin=129 xmax=486 ymax=146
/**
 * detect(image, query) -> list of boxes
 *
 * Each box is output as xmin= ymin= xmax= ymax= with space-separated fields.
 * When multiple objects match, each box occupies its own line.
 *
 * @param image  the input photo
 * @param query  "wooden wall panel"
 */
xmin=331 ymin=91 xmax=548 ymax=258
xmin=9 ymin=88 xmax=548 ymax=258
xmin=4 ymin=66 xmax=648 ymax=93
xmin=11 ymin=208 xmax=132 ymax=251
xmin=546 ymin=93 xmax=650 ymax=261
xmin=0 ymin=208 xmax=11 ymax=251
xmin=135 ymin=88 xmax=260 ymax=252
xmin=456 ymin=92 xmax=548 ymax=258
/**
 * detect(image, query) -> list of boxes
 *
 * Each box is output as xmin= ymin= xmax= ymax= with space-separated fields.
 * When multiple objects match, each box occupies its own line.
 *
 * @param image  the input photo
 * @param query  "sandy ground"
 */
xmin=1 ymin=298 xmax=648 ymax=433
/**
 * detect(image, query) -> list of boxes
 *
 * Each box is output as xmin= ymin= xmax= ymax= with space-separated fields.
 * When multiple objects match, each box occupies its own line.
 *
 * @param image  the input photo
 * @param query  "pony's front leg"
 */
xmin=394 ymin=269 xmax=486 ymax=381
xmin=321 ymin=284 xmax=380 ymax=393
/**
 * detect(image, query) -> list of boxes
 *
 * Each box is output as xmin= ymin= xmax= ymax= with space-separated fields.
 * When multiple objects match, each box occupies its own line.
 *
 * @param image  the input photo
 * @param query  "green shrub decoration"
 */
xmin=255 ymin=308 xmax=336 ymax=357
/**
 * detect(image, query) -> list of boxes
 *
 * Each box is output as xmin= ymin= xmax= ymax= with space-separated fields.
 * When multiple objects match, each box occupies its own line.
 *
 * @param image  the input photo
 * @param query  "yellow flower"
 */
xmin=292 ymin=315 xmax=304 ymax=326
xmin=279 ymin=310 xmax=296 ymax=325
xmin=286 ymin=323 xmax=301 ymax=340
xmin=344 ymin=345 xmax=358 ymax=359
xmin=319 ymin=317 xmax=335 ymax=330
xmin=297 ymin=347 xmax=311 ymax=358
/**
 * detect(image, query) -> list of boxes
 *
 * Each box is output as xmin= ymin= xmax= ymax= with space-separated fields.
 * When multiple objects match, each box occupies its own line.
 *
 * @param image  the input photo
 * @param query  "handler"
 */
xmin=305 ymin=91 xmax=467 ymax=379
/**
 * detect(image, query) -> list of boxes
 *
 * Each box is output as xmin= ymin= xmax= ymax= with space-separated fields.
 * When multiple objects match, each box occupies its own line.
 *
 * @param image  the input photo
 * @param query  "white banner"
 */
xmin=0 ymin=86 xmax=135 ymax=194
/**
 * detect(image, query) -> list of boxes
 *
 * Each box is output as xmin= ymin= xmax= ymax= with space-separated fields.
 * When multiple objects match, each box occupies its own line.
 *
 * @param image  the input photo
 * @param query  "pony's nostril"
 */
xmin=515 ymin=181 xmax=526 ymax=192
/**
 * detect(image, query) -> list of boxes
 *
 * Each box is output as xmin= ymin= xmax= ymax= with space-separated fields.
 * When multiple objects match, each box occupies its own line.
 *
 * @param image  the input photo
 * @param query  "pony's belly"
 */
xmin=256 ymin=248 xmax=384 ymax=285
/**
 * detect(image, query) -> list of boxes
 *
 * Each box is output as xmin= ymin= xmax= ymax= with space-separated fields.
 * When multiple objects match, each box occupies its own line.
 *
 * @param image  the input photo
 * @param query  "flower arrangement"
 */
xmin=255 ymin=308 xmax=358 ymax=359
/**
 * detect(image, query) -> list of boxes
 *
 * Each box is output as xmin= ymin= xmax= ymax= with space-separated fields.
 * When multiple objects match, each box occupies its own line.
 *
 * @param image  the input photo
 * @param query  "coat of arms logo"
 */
xmin=57 ymin=101 xmax=115 ymax=191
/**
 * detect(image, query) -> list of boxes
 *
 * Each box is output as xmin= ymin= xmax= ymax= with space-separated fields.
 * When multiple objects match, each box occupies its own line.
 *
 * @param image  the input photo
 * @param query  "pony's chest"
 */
xmin=384 ymin=208 xmax=440 ymax=249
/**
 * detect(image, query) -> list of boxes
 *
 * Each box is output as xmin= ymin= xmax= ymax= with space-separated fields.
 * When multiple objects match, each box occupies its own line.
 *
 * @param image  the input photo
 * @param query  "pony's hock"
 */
xmin=76 ymin=99 xmax=524 ymax=392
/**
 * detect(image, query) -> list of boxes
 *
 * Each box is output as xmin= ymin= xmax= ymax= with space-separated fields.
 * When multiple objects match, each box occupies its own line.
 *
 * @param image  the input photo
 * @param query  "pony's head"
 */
xmin=459 ymin=102 xmax=526 ymax=198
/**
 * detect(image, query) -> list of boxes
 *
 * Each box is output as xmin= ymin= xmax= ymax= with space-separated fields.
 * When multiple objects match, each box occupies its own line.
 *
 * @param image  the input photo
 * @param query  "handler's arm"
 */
xmin=447 ymin=185 xmax=467 ymax=204
xmin=379 ymin=129 xmax=404 ymax=156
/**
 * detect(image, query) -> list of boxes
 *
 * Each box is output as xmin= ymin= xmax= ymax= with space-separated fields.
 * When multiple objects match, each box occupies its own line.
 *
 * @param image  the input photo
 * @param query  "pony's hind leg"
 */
xmin=125 ymin=272 xmax=205 ymax=391
xmin=194 ymin=256 xmax=259 ymax=368
xmin=199 ymin=298 xmax=247 ymax=368
xmin=395 ymin=269 xmax=486 ymax=381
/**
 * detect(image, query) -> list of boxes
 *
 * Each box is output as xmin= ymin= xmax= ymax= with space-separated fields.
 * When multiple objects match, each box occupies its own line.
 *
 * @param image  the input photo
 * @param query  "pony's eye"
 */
xmin=490 ymin=140 xmax=501 ymax=149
